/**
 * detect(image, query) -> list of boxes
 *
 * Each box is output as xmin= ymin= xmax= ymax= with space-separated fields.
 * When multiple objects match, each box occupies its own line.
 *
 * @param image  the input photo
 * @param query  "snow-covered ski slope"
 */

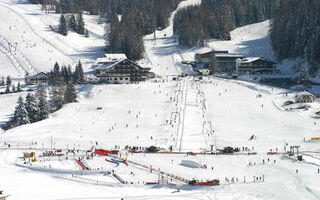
xmin=142 ymin=0 xmax=201 ymax=76
xmin=142 ymin=2 xmax=284 ymax=76
xmin=176 ymin=20 xmax=274 ymax=65
xmin=0 ymin=81 xmax=177 ymax=147
xmin=209 ymin=20 xmax=274 ymax=59
xmin=1 ymin=0 xmax=320 ymax=199
xmin=0 ymin=0 xmax=105 ymax=78
xmin=2 ymin=77 xmax=320 ymax=199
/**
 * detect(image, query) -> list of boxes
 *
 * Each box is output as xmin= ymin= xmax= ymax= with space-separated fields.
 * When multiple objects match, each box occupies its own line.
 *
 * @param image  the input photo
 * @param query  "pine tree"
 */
xmin=5 ymin=85 xmax=10 ymax=93
xmin=77 ymin=61 xmax=84 ymax=84
xmin=55 ymin=0 xmax=61 ymax=13
xmin=85 ymin=29 xmax=89 ymax=38
xmin=69 ymin=14 xmax=77 ymax=31
xmin=25 ymin=93 xmax=39 ymax=123
xmin=73 ymin=61 xmax=84 ymax=84
xmin=48 ymin=69 xmax=54 ymax=85
xmin=59 ymin=14 xmax=68 ymax=36
xmin=36 ymin=84 xmax=49 ymax=120
xmin=17 ymin=82 xmax=21 ymax=92
xmin=50 ymin=86 xmax=65 ymax=110
xmin=77 ymin=11 xmax=85 ymax=35
xmin=64 ymin=83 xmax=77 ymax=103
xmin=11 ymin=96 xmax=30 ymax=127
xmin=72 ymin=69 xmax=78 ymax=84
xmin=53 ymin=62 xmax=63 ymax=85
xmin=61 ymin=65 xmax=68 ymax=84
xmin=0 ymin=77 xmax=4 ymax=86
xmin=11 ymin=85 xmax=16 ymax=93
xmin=6 ymin=75 xmax=11 ymax=86
xmin=67 ymin=65 xmax=73 ymax=83
xmin=298 ymin=67 xmax=310 ymax=91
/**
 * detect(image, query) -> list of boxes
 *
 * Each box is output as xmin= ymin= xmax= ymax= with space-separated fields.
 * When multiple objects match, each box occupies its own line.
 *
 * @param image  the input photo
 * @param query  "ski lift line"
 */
xmin=0 ymin=35 xmax=38 ymax=74
xmin=0 ymin=2 xmax=73 ymax=61
xmin=0 ymin=45 xmax=23 ymax=76
xmin=0 ymin=40 xmax=27 ymax=76
xmin=178 ymin=78 xmax=189 ymax=152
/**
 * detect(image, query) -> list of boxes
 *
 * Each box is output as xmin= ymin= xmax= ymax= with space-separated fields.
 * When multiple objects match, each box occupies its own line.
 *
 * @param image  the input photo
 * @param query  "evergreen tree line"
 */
xmin=48 ymin=61 xmax=84 ymax=86
xmin=173 ymin=0 xmax=279 ymax=47
xmin=1 ymin=76 xmax=22 ymax=94
xmin=4 ymin=85 xmax=49 ymax=130
xmin=31 ymin=0 xmax=180 ymax=60
xmin=48 ymin=61 xmax=81 ymax=111
xmin=30 ymin=0 xmax=100 ymax=15
xmin=1 ymin=76 xmax=12 ymax=87
xmin=55 ymin=0 xmax=100 ymax=15
xmin=105 ymin=0 xmax=181 ymax=60
xmin=270 ymin=0 xmax=320 ymax=74
xmin=34 ymin=0 xmax=179 ymax=25
xmin=59 ymin=12 xmax=88 ymax=36
xmin=4 ymin=82 xmax=77 ymax=130
xmin=298 ymin=67 xmax=311 ymax=91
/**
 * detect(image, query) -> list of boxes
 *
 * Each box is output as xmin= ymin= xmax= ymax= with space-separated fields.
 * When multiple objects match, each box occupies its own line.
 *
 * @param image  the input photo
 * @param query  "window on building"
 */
xmin=120 ymin=78 xmax=123 ymax=80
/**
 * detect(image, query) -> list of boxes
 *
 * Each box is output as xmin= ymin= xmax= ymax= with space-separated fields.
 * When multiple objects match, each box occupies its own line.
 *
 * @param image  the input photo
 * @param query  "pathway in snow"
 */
xmin=0 ymin=35 xmax=38 ymax=76
xmin=174 ymin=77 xmax=212 ymax=151
xmin=143 ymin=0 xmax=201 ymax=76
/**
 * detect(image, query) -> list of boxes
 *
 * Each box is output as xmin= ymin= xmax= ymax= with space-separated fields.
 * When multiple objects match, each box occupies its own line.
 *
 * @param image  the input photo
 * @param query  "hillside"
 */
xmin=0 ymin=0 xmax=320 ymax=200
xmin=0 ymin=0 xmax=105 ymax=79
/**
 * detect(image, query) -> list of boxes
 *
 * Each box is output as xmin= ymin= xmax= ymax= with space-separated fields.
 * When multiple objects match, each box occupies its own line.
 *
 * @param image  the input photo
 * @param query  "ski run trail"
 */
xmin=143 ymin=0 xmax=201 ymax=76
xmin=0 ymin=0 xmax=105 ymax=78
xmin=1 ymin=0 xmax=320 ymax=200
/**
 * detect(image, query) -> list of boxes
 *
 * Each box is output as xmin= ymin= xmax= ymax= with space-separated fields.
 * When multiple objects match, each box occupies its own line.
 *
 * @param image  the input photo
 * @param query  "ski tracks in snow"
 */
xmin=0 ymin=1 xmax=74 ymax=62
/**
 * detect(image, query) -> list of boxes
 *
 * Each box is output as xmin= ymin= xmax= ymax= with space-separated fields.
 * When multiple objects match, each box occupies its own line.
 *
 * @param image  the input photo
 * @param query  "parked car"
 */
xmin=284 ymin=100 xmax=294 ymax=106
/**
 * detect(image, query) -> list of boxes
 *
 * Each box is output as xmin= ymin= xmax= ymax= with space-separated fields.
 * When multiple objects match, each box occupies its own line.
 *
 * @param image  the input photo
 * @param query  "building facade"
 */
xmin=236 ymin=57 xmax=278 ymax=74
xmin=95 ymin=59 xmax=154 ymax=84
xmin=25 ymin=72 xmax=49 ymax=85
xmin=92 ymin=54 xmax=127 ymax=68
xmin=215 ymin=53 xmax=243 ymax=73
xmin=295 ymin=92 xmax=315 ymax=103
xmin=195 ymin=51 xmax=215 ymax=64
xmin=195 ymin=50 xmax=242 ymax=73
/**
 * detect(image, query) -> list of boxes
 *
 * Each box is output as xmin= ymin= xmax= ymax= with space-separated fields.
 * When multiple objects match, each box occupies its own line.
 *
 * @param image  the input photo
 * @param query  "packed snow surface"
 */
xmin=0 ymin=0 xmax=105 ymax=78
xmin=1 ymin=76 xmax=320 ymax=200
xmin=1 ymin=0 xmax=320 ymax=200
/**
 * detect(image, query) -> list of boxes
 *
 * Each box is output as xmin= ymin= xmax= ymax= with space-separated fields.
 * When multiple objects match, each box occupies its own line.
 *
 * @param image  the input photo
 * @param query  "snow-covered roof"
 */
xmin=240 ymin=57 xmax=276 ymax=64
xmin=94 ymin=54 xmax=127 ymax=65
xmin=96 ymin=58 xmax=127 ymax=70
xmin=295 ymin=91 xmax=315 ymax=97
xmin=195 ymin=47 xmax=213 ymax=55
xmin=195 ymin=48 xmax=239 ymax=57
xmin=240 ymin=57 xmax=261 ymax=63
xmin=104 ymin=53 xmax=127 ymax=60
xmin=215 ymin=53 xmax=242 ymax=58
xmin=27 ymin=72 xmax=49 ymax=77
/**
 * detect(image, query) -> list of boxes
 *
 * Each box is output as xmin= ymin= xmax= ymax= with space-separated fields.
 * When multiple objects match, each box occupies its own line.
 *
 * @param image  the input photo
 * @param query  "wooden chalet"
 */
xmin=94 ymin=58 xmax=155 ymax=84
xmin=92 ymin=54 xmax=127 ymax=68
xmin=25 ymin=72 xmax=49 ymax=85
xmin=195 ymin=50 xmax=215 ymax=64
xmin=236 ymin=57 xmax=278 ymax=74
xmin=295 ymin=92 xmax=316 ymax=103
